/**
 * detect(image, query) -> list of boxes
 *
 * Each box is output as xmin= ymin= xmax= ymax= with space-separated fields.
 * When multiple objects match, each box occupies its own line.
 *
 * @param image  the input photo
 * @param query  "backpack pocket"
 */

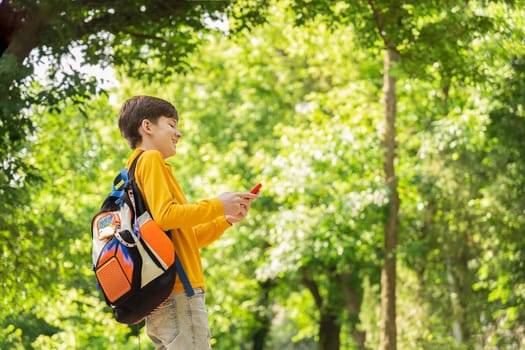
xmin=93 ymin=211 xmax=120 ymax=241
xmin=95 ymin=240 xmax=135 ymax=303
xmin=138 ymin=214 xmax=175 ymax=269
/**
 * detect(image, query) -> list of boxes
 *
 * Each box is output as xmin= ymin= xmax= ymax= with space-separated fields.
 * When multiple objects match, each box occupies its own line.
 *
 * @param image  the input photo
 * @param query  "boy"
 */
xmin=118 ymin=95 xmax=257 ymax=349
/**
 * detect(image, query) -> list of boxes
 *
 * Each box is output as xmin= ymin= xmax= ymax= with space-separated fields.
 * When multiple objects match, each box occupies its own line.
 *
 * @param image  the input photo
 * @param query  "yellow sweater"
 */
xmin=125 ymin=148 xmax=231 ymax=292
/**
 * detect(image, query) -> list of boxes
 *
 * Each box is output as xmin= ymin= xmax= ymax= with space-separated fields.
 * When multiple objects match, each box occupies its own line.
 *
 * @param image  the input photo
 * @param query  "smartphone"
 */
xmin=250 ymin=183 xmax=262 ymax=194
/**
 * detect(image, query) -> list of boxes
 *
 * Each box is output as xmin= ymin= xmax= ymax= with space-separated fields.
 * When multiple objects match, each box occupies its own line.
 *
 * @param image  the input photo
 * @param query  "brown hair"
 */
xmin=118 ymin=96 xmax=178 ymax=149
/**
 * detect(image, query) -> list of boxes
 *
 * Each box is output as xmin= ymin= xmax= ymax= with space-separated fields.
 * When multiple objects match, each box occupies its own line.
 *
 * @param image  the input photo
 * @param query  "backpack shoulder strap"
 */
xmin=126 ymin=151 xmax=148 ymax=215
xmin=128 ymin=151 xmax=144 ymax=181
xmin=106 ymin=151 xmax=144 ymax=198
xmin=175 ymin=256 xmax=195 ymax=297
xmin=109 ymin=168 xmax=129 ymax=199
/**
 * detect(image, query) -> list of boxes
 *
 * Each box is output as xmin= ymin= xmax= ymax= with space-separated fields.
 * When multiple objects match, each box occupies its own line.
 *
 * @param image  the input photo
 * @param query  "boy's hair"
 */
xmin=118 ymin=96 xmax=179 ymax=149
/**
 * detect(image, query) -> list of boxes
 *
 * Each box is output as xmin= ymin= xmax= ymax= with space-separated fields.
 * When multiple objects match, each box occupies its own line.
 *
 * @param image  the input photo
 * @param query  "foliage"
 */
xmin=114 ymin=3 xmax=388 ymax=348
xmin=0 ymin=1 xmax=524 ymax=349
xmin=0 ymin=0 xmax=268 ymax=220
xmin=1 ymin=2 xmax=268 ymax=346
xmin=392 ymin=20 xmax=525 ymax=350
xmin=0 ymin=95 xmax=134 ymax=349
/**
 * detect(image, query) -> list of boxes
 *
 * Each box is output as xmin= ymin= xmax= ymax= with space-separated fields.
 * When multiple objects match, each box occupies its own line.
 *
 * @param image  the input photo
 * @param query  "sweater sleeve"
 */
xmin=193 ymin=216 xmax=232 ymax=248
xmin=135 ymin=150 xmax=225 ymax=231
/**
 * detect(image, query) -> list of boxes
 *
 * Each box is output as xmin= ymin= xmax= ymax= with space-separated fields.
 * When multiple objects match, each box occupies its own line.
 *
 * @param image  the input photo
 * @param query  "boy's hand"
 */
xmin=218 ymin=191 xmax=258 ymax=224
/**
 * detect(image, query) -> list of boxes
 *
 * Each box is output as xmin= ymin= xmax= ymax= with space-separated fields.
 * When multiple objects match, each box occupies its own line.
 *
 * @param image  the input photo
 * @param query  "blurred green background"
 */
xmin=1 ymin=0 xmax=524 ymax=349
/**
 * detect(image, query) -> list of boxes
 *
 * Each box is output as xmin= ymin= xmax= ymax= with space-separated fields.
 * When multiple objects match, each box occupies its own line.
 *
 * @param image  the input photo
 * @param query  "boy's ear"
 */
xmin=140 ymin=119 xmax=153 ymax=135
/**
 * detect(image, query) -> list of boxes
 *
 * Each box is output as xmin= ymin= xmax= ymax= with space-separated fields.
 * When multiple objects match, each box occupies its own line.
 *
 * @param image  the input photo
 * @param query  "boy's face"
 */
xmin=149 ymin=116 xmax=182 ymax=158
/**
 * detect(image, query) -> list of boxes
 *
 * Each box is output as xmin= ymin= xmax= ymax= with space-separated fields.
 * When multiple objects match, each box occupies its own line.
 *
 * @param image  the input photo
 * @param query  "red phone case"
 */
xmin=250 ymin=183 xmax=262 ymax=194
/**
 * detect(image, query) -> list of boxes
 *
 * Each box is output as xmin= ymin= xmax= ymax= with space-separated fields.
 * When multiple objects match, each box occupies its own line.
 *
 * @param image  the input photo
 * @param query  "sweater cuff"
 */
xmin=221 ymin=216 xmax=233 ymax=228
xmin=210 ymin=198 xmax=232 ymax=228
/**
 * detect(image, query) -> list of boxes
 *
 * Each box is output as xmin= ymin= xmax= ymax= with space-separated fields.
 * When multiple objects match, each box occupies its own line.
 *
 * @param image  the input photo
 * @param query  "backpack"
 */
xmin=91 ymin=151 xmax=194 ymax=324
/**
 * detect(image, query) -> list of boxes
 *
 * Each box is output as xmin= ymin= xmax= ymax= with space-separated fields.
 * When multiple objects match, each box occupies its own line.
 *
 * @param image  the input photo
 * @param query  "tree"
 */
xmin=289 ymin=1 xmax=517 ymax=349
xmin=0 ymin=94 xmax=139 ymax=348
xmin=2 ymin=0 xmax=524 ymax=348
xmin=0 ymin=0 xmax=267 ymax=197
xmin=0 ymin=3 xmax=267 ymax=345
xmin=481 ymin=56 xmax=525 ymax=347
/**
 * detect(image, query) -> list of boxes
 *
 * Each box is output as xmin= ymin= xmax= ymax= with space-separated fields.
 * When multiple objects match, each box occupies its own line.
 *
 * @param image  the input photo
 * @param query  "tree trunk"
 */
xmin=339 ymin=271 xmax=366 ymax=350
xmin=445 ymin=251 xmax=464 ymax=346
xmin=252 ymin=279 xmax=275 ymax=350
xmin=302 ymin=267 xmax=342 ymax=350
xmin=445 ymin=233 xmax=473 ymax=347
xmin=319 ymin=312 xmax=341 ymax=350
xmin=380 ymin=47 xmax=399 ymax=350
xmin=3 ymin=3 xmax=50 ymax=63
xmin=0 ymin=1 xmax=23 ymax=56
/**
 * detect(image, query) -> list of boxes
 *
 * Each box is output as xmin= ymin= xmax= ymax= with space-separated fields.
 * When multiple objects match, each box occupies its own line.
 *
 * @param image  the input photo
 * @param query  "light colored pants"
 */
xmin=145 ymin=288 xmax=211 ymax=350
